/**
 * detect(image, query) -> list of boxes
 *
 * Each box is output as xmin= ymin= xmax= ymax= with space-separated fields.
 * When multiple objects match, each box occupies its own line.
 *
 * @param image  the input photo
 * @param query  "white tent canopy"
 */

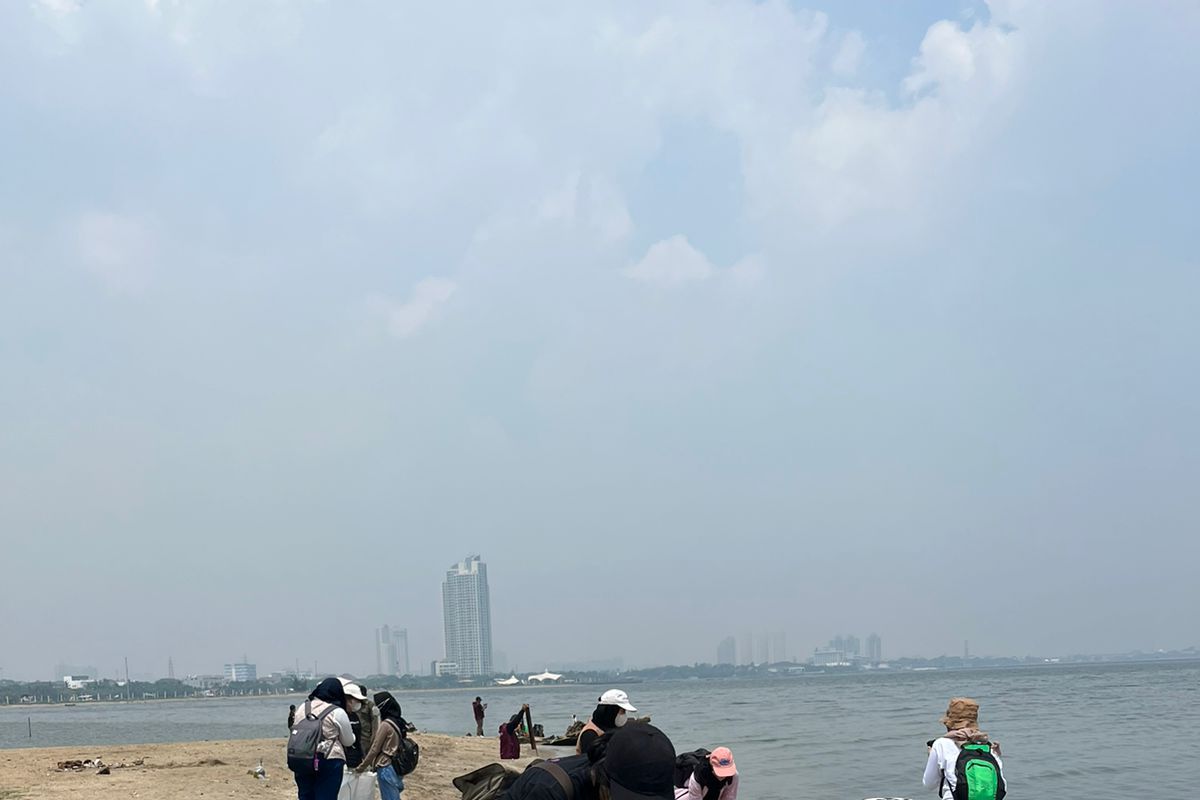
xmin=527 ymin=671 xmax=563 ymax=683
xmin=495 ymin=675 xmax=520 ymax=686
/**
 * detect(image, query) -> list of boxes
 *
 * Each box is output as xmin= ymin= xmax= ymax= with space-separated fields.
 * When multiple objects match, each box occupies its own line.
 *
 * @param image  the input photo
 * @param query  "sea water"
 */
xmin=2 ymin=660 xmax=1195 ymax=799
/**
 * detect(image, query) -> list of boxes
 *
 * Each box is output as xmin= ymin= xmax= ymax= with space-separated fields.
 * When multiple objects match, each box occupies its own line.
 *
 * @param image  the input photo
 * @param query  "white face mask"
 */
xmin=348 ymin=699 xmax=362 ymax=713
xmin=614 ymin=710 xmax=627 ymax=727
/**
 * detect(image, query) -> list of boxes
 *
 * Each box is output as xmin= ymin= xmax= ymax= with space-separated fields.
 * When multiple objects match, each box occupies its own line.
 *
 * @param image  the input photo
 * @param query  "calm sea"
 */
xmin=2 ymin=661 xmax=1195 ymax=799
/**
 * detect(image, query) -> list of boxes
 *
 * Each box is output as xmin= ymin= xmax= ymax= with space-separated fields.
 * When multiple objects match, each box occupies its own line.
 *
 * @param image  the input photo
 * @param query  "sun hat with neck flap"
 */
xmin=940 ymin=697 xmax=980 ymax=730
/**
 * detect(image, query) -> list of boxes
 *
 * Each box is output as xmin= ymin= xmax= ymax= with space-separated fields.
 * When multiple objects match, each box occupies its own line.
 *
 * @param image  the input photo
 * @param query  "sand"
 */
xmin=0 ymin=734 xmax=544 ymax=800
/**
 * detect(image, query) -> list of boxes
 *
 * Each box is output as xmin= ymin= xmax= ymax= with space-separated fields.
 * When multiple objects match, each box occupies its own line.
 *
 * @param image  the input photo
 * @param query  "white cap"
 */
xmin=598 ymin=689 xmax=636 ymax=712
xmin=340 ymin=679 xmax=367 ymax=701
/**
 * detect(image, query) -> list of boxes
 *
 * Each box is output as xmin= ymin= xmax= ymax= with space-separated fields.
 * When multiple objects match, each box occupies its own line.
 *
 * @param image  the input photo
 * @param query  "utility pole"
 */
xmin=124 ymin=657 xmax=130 ymax=700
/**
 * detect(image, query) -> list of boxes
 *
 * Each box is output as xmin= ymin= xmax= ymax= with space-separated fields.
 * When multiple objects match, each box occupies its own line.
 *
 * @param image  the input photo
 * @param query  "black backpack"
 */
xmin=287 ymin=700 xmax=335 ymax=773
xmin=951 ymin=743 xmax=1005 ymax=800
xmin=673 ymin=748 xmax=711 ymax=789
xmin=386 ymin=718 xmax=420 ymax=775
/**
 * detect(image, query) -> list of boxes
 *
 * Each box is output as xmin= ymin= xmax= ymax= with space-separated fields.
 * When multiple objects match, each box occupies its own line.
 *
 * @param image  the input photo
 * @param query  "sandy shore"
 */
xmin=0 ymin=734 xmax=546 ymax=800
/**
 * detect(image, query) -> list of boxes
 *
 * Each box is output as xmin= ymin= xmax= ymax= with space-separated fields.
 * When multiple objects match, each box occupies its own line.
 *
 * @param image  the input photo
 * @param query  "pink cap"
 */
xmin=709 ymin=747 xmax=737 ymax=778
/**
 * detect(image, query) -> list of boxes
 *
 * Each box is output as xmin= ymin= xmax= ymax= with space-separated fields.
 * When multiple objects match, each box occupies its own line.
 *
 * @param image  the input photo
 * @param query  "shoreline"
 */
xmin=0 ymin=734 xmax=543 ymax=800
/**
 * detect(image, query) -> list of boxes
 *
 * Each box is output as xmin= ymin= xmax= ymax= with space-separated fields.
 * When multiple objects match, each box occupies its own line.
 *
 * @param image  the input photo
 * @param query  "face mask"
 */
xmin=614 ymin=711 xmax=627 ymax=727
xmin=348 ymin=699 xmax=362 ymax=713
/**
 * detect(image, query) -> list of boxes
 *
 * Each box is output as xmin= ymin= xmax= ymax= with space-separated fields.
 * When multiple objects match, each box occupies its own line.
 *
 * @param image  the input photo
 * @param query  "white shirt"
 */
xmin=922 ymin=738 xmax=1004 ymax=800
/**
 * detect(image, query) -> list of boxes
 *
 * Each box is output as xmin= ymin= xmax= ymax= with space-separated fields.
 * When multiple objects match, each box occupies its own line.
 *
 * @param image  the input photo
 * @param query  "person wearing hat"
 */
xmin=293 ymin=677 xmax=355 ymax=800
xmin=676 ymin=747 xmax=738 ymax=800
xmin=338 ymin=679 xmax=370 ymax=769
xmin=576 ymin=689 xmax=638 ymax=756
xmin=922 ymin=697 xmax=1006 ymax=800
xmin=501 ymin=721 xmax=676 ymax=800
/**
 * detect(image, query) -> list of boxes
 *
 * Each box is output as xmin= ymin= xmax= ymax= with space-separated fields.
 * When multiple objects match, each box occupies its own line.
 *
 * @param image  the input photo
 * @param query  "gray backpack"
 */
xmin=288 ymin=700 xmax=336 ymax=773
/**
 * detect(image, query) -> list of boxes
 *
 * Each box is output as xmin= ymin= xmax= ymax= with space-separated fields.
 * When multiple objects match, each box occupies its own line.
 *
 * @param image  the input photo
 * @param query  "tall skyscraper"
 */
xmin=393 ymin=627 xmax=410 ymax=675
xmin=442 ymin=555 xmax=494 ymax=677
xmin=716 ymin=636 xmax=736 ymax=665
xmin=376 ymin=626 xmax=398 ymax=675
xmin=771 ymin=632 xmax=787 ymax=664
xmin=866 ymin=633 xmax=882 ymax=664
xmin=739 ymin=633 xmax=753 ymax=666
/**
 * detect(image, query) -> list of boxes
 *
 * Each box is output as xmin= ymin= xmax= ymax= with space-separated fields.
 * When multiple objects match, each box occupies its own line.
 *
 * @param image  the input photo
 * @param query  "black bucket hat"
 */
xmin=604 ymin=723 xmax=676 ymax=800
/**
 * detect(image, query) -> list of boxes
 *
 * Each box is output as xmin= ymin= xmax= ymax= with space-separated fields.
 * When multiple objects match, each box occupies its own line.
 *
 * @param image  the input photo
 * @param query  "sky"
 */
xmin=1 ymin=0 xmax=1198 ymax=682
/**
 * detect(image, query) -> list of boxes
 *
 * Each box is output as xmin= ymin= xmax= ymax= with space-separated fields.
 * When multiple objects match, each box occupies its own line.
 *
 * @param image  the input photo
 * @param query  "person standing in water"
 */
xmin=575 ymin=689 xmax=637 ymax=755
xmin=922 ymin=697 xmax=1006 ymax=800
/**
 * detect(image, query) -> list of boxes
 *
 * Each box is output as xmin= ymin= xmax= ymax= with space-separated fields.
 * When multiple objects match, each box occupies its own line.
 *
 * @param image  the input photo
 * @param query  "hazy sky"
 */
xmin=2 ymin=0 xmax=1197 ymax=682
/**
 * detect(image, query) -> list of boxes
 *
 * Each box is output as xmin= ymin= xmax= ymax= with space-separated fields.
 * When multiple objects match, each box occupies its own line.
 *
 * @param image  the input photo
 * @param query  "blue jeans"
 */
xmin=378 ymin=764 xmax=404 ymax=800
xmin=294 ymin=758 xmax=344 ymax=800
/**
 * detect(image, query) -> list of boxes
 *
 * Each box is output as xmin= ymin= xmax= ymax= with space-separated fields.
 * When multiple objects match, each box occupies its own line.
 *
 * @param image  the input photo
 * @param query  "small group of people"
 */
xmin=498 ymin=688 xmax=738 ymax=800
xmin=499 ymin=690 xmax=1005 ymax=800
xmin=288 ymin=676 xmax=411 ymax=800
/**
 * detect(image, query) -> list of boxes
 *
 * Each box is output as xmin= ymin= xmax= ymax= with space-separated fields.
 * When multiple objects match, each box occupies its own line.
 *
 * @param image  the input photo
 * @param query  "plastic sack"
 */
xmin=339 ymin=770 xmax=378 ymax=800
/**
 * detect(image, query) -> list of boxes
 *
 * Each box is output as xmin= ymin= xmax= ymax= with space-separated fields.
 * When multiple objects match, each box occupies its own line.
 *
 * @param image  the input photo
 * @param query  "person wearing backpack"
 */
xmin=675 ymin=747 xmax=738 ymax=800
xmin=922 ymin=697 xmax=1006 ymax=800
xmin=289 ymin=677 xmax=356 ymax=800
xmin=358 ymin=691 xmax=412 ymax=800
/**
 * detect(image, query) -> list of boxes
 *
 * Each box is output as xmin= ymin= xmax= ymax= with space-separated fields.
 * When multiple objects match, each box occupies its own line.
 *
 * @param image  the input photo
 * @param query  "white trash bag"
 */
xmin=339 ymin=770 xmax=378 ymax=800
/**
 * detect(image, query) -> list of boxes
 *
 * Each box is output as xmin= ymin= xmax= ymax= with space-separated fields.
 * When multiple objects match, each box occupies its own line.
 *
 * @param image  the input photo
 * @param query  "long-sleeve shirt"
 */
xmin=304 ymin=698 xmax=355 ymax=762
xmin=675 ymin=773 xmax=739 ymax=800
xmin=361 ymin=718 xmax=403 ymax=771
xmin=923 ymin=738 xmax=1005 ymax=800
xmin=358 ymin=698 xmax=380 ymax=759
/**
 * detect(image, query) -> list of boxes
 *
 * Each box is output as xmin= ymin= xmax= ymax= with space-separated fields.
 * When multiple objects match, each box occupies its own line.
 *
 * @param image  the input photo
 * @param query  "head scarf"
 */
xmin=310 ymin=677 xmax=347 ymax=708
xmin=592 ymin=702 xmax=621 ymax=730
xmin=374 ymin=691 xmax=404 ymax=724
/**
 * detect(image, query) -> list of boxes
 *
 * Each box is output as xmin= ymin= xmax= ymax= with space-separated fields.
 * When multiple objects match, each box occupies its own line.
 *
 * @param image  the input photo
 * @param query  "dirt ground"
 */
xmin=0 ymin=733 xmax=541 ymax=800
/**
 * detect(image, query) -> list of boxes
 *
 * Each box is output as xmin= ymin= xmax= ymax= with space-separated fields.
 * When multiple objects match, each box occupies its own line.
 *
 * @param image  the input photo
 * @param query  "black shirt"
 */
xmin=501 ymin=755 xmax=593 ymax=800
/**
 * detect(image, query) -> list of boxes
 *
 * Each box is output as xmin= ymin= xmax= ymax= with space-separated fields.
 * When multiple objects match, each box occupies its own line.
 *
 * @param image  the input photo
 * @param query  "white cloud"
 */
xmin=371 ymin=278 xmax=458 ymax=339
xmin=76 ymin=212 xmax=156 ymax=294
xmin=36 ymin=0 xmax=80 ymax=17
xmin=625 ymin=235 xmax=716 ymax=287
xmin=728 ymin=255 xmax=766 ymax=287
xmin=831 ymin=30 xmax=865 ymax=78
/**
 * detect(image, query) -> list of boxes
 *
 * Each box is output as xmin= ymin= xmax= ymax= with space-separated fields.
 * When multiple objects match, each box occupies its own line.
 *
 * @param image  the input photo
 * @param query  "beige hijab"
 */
xmin=939 ymin=697 xmax=1001 ymax=755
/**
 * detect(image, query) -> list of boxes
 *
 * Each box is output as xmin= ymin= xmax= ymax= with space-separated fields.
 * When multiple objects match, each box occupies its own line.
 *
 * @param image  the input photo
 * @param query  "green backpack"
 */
xmin=951 ymin=743 xmax=1006 ymax=800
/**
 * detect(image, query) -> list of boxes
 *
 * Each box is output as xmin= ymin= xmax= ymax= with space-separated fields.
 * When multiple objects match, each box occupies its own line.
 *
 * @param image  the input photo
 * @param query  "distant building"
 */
xmin=434 ymin=660 xmax=459 ymax=678
xmin=830 ymin=635 xmax=861 ymax=658
xmin=866 ymin=633 xmax=882 ymax=663
xmin=812 ymin=649 xmax=850 ymax=667
xmin=223 ymin=662 xmax=257 ymax=682
xmin=771 ymin=632 xmax=787 ymax=663
xmin=739 ymin=633 xmax=754 ymax=666
xmin=185 ymin=674 xmax=226 ymax=689
xmin=376 ymin=626 xmax=410 ymax=675
xmin=63 ymin=675 xmax=94 ymax=690
xmin=393 ymin=628 xmax=410 ymax=675
xmin=442 ymin=555 xmax=494 ymax=677
xmin=717 ymin=636 xmax=736 ymax=665
xmin=756 ymin=635 xmax=770 ymax=665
